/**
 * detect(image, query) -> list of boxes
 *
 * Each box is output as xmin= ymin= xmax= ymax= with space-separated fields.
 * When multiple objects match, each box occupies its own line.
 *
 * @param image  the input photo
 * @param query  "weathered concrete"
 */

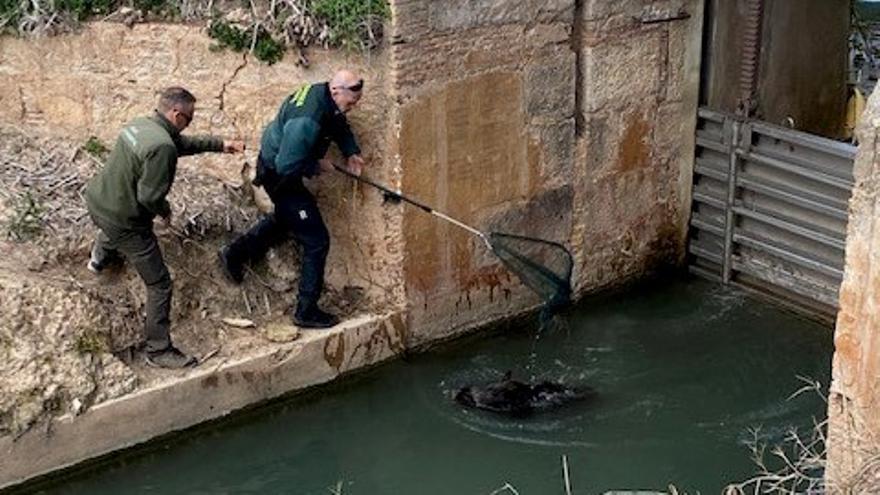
xmin=0 ymin=23 xmax=406 ymax=488
xmin=390 ymin=0 xmax=578 ymax=342
xmin=702 ymin=0 xmax=849 ymax=138
xmin=572 ymin=0 xmax=703 ymax=292
xmin=0 ymin=22 xmax=404 ymax=311
xmin=826 ymin=88 xmax=880 ymax=490
xmin=0 ymin=0 xmax=707 ymax=485
xmin=390 ymin=0 xmax=702 ymax=340
xmin=0 ymin=313 xmax=405 ymax=489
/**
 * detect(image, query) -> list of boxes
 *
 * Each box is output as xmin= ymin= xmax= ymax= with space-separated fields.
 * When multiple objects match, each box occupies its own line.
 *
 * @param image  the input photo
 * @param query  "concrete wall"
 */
xmin=0 ymin=4 xmax=705 ymax=350
xmin=389 ymin=0 xmax=578 ymax=343
xmin=0 ymin=1 xmax=706 ymax=485
xmin=389 ymin=0 xmax=704 ymax=343
xmin=573 ymin=0 xmax=703 ymax=292
xmin=703 ymin=0 xmax=849 ymax=138
xmin=0 ymin=23 xmax=405 ymax=312
xmin=826 ymin=88 xmax=880 ymax=490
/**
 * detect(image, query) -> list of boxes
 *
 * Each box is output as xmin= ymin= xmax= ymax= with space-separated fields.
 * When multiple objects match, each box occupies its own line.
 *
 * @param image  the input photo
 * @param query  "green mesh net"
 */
xmin=488 ymin=232 xmax=573 ymax=311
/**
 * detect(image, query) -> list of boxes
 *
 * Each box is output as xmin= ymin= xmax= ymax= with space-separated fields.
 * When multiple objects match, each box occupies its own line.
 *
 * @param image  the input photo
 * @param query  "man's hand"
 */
xmin=318 ymin=158 xmax=335 ymax=175
xmin=223 ymin=140 xmax=246 ymax=154
xmin=346 ymin=154 xmax=365 ymax=176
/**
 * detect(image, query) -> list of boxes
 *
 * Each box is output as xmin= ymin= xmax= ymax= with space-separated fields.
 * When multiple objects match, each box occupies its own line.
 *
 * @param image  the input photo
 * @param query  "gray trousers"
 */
xmin=90 ymin=218 xmax=172 ymax=352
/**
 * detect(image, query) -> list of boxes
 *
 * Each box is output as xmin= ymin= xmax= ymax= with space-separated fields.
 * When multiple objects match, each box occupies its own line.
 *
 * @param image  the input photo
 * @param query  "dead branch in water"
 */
xmin=725 ymin=377 xmax=880 ymax=495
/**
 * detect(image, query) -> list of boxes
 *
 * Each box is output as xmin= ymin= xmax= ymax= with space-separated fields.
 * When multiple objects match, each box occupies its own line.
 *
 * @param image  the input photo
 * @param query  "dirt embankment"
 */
xmin=0 ymin=124 xmax=373 ymax=438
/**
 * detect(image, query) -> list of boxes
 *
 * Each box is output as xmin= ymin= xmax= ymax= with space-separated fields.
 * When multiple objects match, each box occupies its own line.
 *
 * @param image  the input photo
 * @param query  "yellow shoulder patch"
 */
xmin=292 ymin=84 xmax=312 ymax=107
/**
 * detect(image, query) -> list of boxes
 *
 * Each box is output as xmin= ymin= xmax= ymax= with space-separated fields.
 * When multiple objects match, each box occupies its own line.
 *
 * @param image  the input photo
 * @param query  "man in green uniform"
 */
xmin=85 ymin=86 xmax=245 ymax=368
xmin=218 ymin=70 xmax=365 ymax=329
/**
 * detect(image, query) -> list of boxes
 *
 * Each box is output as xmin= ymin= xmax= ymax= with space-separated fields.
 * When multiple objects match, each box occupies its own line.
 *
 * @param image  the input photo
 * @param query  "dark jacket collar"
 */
xmin=150 ymin=110 xmax=180 ymax=137
xmin=320 ymin=82 xmax=343 ymax=115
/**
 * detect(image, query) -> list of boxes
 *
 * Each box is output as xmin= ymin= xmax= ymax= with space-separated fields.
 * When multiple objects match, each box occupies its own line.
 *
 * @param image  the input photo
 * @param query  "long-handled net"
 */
xmin=334 ymin=165 xmax=573 ymax=312
xmin=489 ymin=232 xmax=572 ymax=310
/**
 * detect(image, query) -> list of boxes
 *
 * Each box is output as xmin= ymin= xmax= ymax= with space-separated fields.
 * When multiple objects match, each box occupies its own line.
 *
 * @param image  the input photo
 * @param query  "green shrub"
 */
xmin=311 ymin=0 xmax=389 ymax=51
xmin=5 ymin=191 xmax=45 ymax=242
xmin=208 ymin=20 xmax=285 ymax=65
xmin=208 ymin=19 xmax=251 ymax=51
xmin=55 ymin=0 xmax=116 ymax=20
xmin=0 ymin=0 xmax=168 ymax=33
xmin=0 ymin=0 xmax=22 ymax=29
xmin=74 ymin=331 xmax=107 ymax=355
xmin=82 ymin=136 xmax=109 ymax=158
xmin=133 ymin=0 xmax=170 ymax=15
xmin=254 ymin=30 xmax=284 ymax=63
xmin=1 ymin=0 xmax=389 ymax=58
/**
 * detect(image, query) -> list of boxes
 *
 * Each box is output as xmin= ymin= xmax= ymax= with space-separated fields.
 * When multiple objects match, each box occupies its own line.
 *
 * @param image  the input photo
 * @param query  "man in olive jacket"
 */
xmin=85 ymin=87 xmax=244 ymax=368
xmin=219 ymin=70 xmax=365 ymax=329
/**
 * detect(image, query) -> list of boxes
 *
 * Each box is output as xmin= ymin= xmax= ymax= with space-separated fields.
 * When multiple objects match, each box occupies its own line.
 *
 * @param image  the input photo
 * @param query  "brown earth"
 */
xmin=0 ymin=124 xmax=374 ymax=438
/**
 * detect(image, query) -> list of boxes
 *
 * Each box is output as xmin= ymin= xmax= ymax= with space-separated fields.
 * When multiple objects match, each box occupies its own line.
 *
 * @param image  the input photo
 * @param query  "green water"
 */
xmin=35 ymin=276 xmax=832 ymax=494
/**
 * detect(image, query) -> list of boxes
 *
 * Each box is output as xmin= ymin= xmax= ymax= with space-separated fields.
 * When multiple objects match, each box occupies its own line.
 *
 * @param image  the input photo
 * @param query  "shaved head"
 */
xmin=331 ymin=70 xmax=361 ymax=89
xmin=329 ymin=69 xmax=364 ymax=113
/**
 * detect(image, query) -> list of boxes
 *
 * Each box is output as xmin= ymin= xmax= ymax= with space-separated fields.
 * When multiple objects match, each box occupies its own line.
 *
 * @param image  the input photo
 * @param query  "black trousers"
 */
xmin=89 ymin=216 xmax=172 ymax=352
xmin=228 ymin=158 xmax=330 ymax=308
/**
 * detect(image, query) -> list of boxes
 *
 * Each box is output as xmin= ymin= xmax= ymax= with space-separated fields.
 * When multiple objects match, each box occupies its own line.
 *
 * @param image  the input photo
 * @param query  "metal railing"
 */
xmin=688 ymin=108 xmax=856 ymax=321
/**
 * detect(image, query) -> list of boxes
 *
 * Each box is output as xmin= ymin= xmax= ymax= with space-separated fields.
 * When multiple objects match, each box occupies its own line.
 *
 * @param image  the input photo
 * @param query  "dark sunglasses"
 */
xmin=342 ymin=79 xmax=364 ymax=92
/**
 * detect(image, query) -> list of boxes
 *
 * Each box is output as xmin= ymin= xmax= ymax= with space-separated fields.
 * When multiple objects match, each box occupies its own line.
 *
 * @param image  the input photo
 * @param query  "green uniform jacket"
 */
xmin=260 ymin=82 xmax=360 ymax=178
xmin=85 ymin=111 xmax=224 ymax=231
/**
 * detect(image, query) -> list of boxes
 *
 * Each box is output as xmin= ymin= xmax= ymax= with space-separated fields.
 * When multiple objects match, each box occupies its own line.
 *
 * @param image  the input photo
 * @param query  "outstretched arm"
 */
xmin=176 ymin=134 xmax=224 ymax=156
xmin=177 ymin=135 xmax=245 ymax=156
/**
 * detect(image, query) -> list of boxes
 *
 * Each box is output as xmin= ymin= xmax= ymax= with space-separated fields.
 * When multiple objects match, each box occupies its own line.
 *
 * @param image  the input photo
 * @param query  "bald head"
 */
xmin=331 ymin=70 xmax=361 ymax=89
xmin=329 ymin=69 xmax=363 ymax=113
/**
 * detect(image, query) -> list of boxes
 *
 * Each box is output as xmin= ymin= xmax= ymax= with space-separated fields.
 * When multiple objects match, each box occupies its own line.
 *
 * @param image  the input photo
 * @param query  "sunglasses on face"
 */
xmin=342 ymin=79 xmax=364 ymax=93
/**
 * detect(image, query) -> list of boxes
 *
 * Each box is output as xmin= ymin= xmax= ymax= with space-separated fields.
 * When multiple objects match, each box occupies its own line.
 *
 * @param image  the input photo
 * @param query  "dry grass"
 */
xmin=1 ymin=0 xmax=388 ymax=66
xmin=724 ymin=376 xmax=880 ymax=495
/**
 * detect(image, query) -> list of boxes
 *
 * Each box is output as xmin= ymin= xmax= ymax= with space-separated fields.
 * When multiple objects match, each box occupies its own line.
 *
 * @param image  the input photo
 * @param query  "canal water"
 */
xmin=38 ymin=276 xmax=832 ymax=494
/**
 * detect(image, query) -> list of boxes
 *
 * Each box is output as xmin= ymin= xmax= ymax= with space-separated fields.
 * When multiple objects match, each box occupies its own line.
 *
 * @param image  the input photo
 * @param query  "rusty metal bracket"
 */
xmin=637 ymin=8 xmax=690 ymax=24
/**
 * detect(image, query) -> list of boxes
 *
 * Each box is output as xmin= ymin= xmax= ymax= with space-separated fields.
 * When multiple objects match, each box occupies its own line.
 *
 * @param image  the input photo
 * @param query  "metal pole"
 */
xmin=333 ymin=164 xmax=492 ymax=250
xmin=722 ymin=119 xmax=742 ymax=284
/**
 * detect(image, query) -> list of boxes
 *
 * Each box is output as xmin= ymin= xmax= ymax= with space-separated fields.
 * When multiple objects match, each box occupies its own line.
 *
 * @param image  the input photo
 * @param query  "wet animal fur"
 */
xmin=454 ymin=371 xmax=596 ymax=416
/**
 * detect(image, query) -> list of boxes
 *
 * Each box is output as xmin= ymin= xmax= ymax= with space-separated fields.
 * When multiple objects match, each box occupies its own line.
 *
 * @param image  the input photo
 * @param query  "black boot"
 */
xmin=145 ymin=345 xmax=196 ymax=369
xmin=293 ymin=302 xmax=339 ymax=328
xmin=218 ymin=246 xmax=244 ymax=284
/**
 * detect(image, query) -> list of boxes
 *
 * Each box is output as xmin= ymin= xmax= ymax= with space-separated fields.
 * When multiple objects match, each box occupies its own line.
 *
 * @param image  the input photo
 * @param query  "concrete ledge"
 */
xmin=0 ymin=312 xmax=407 ymax=489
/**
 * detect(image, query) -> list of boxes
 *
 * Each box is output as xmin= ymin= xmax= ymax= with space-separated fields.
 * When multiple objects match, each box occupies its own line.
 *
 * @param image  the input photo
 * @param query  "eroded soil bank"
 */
xmin=0 ymin=124 xmax=379 ymax=440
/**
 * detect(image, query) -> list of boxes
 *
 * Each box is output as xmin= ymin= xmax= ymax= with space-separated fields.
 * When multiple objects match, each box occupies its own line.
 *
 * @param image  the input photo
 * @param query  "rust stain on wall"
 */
xmin=400 ymin=71 xmax=531 ymax=299
xmin=616 ymin=111 xmax=651 ymax=172
xmin=386 ymin=313 xmax=409 ymax=351
xmin=464 ymin=265 xmax=511 ymax=303
xmin=323 ymin=334 xmax=346 ymax=372
xmin=400 ymin=95 xmax=442 ymax=294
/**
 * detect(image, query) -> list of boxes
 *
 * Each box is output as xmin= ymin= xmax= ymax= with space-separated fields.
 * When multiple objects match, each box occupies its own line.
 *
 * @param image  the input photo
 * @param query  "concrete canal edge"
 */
xmin=0 ymin=313 xmax=407 ymax=490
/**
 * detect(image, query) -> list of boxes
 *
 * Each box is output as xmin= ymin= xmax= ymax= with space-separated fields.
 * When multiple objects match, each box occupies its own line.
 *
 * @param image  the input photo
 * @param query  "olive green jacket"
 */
xmin=85 ymin=111 xmax=223 ymax=230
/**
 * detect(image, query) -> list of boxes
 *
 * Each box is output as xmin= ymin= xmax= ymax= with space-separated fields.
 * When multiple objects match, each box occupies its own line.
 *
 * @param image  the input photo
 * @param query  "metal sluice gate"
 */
xmin=688 ymin=107 xmax=857 ymax=323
